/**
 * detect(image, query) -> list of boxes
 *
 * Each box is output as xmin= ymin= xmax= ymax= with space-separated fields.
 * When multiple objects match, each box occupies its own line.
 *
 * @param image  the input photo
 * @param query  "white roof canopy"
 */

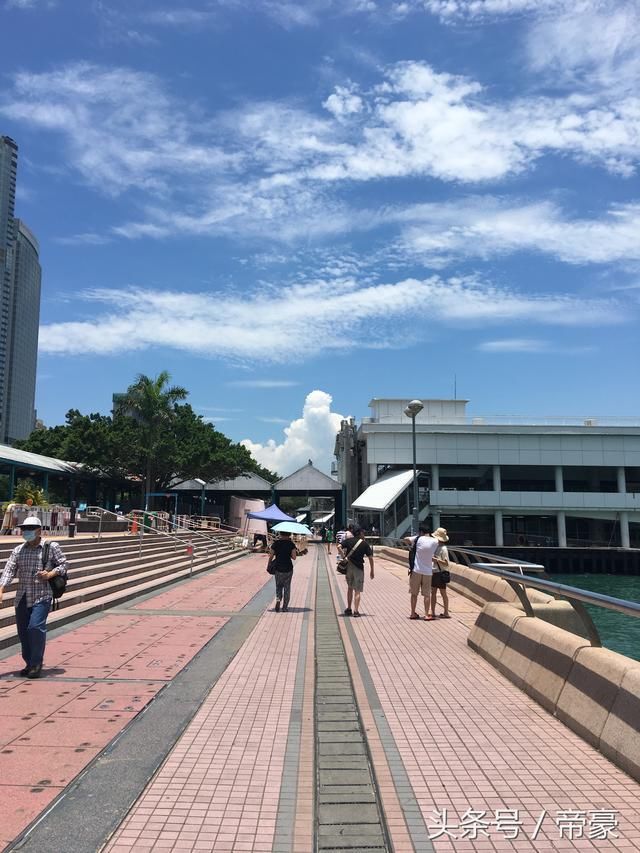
xmin=351 ymin=469 xmax=414 ymax=511
xmin=313 ymin=511 xmax=335 ymax=524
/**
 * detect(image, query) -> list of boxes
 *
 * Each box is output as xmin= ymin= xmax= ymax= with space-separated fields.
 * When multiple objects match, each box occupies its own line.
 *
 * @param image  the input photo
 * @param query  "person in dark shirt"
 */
xmin=269 ymin=532 xmax=297 ymax=612
xmin=341 ymin=527 xmax=374 ymax=617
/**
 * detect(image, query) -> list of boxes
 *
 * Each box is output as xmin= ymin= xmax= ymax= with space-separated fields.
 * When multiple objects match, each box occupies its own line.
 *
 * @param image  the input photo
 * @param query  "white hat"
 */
xmin=432 ymin=527 xmax=449 ymax=543
xmin=19 ymin=516 xmax=42 ymax=528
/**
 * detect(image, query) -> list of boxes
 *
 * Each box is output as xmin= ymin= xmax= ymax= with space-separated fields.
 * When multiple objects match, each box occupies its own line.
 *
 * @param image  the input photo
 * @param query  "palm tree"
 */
xmin=117 ymin=371 xmax=188 ymax=503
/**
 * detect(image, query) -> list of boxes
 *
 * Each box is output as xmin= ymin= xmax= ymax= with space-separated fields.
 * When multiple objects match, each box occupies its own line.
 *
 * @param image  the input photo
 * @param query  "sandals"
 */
xmin=409 ymin=613 xmax=421 ymax=620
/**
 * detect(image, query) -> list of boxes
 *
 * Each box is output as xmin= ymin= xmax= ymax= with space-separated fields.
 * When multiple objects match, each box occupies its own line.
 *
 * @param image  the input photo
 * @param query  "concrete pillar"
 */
xmin=557 ymin=511 xmax=567 ymax=548
xmin=493 ymin=465 xmax=501 ymax=491
xmin=431 ymin=464 xmax=439 ymax=492
xmin=368 ymin=464 xmax=377 ymax=487
xmin=494 ymin=510 xmax=503 ymax=546
xmin=555 ymin=465 xmax=563 ymax=493
xmin=617 ymin=466 xmax=626 ymax=493
xmin=431 ymin=509 xmax=441 ymax=531
xmin=620 ymin=512 xmax=630 ymax=549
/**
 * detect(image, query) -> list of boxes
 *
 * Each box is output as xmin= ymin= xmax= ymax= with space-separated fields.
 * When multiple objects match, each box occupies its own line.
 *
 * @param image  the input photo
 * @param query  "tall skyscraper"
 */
xmin=0 ymin=136 xmax=41 ymax=444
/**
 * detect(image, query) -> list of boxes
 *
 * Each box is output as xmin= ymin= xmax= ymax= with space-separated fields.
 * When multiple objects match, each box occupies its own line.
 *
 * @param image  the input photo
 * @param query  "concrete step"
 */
xmin=0 ymin=546 xmax=246 ymax=651
xmin=0 ymin=543 xmax=238 ymax=627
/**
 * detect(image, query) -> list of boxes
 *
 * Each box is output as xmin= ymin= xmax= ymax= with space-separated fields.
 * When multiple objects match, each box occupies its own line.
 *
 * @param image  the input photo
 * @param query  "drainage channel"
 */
xmin=315 ymin=550 xmax=391 ymax=852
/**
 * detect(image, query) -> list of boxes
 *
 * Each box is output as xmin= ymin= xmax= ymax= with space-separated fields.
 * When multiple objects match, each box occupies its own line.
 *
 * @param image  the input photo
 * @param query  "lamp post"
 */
xmin=404 ymin=399 xmax=424 ymax=535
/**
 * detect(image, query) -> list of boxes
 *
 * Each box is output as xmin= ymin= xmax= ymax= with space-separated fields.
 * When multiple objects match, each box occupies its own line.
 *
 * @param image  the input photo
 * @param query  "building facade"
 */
xmin=336 ymin=398 xmax=640 ymax=550
xmin=0 ymin=137 xmax=40 ymax=443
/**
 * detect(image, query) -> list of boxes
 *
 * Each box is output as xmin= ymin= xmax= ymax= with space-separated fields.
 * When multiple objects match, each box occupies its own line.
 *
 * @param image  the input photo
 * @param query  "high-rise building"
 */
xmin=0 ymin=136 xmax=41 ymax=444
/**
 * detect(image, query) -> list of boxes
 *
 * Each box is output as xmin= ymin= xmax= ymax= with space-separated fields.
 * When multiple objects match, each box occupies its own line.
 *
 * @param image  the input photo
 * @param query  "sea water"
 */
xmin=553 ymin=574 xmax=640 ymax=662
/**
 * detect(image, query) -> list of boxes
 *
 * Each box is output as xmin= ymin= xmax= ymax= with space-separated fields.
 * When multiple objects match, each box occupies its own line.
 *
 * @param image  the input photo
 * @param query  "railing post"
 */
xmin=98 ymin=509 xmax=103 ymax=542
xmin=188 ymin=539 xmax=194 ymax=576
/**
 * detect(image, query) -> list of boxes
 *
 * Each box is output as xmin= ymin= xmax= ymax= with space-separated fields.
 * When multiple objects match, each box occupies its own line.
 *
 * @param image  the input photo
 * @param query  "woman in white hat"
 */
xmin=430 ymin=527 xmax=451 ymax=618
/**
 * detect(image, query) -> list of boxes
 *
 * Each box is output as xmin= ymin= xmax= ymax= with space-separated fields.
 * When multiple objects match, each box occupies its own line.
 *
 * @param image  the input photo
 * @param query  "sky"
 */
xmin=1 ymin=0 xmax=639 ymax=476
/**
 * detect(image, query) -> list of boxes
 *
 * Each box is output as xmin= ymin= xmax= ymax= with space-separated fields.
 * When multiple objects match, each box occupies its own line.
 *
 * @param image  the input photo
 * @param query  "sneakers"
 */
xmin=27 ymin=664 xmax=42 ymax=679
xmin=275 ymin=600 xmax=281 ymax=612
xmin=19 ymin=666 xmax=30 ymax=677
xmin=343 ymin=607 xmax=352 ymax=616
xmin=282 ymin=605 xmax=288 ymax=612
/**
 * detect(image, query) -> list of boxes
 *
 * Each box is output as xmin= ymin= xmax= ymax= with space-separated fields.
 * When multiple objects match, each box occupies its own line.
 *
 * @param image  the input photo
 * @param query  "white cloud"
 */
xmin=0 ymin=64 xmax=237 ymax=194
xmin=323 ymin=86 xmax=364 ymax=119
xmin=37 ymin=275 xmax=626 ymax=360
xmin=397 ymin=198 xmax=640 ymax=266
xmin=527 ymin=1 xmax=640 ymax=93
xmin=400 ymin=0 xmax=565 ymax=20
xmin=241 ymin=390 xmax=344 ymax=475
xmin=478 ymin=338 xmax=595 ymax=354
xmin=5 ymin=0 xmax=55 ymax=8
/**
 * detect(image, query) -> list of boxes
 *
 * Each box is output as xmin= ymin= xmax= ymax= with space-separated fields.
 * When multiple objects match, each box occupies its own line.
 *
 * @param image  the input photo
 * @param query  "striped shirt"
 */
xmin=0 ymin=540 xmax=68 ymax=607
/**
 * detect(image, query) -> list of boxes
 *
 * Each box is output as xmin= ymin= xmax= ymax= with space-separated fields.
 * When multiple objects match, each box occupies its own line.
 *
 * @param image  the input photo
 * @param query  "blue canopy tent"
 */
xmin=246 ymin=504 xmax=296 ymax=522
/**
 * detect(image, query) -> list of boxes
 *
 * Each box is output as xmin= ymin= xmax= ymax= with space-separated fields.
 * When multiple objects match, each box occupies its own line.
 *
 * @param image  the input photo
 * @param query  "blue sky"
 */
xmin=1 ymin=0 xmax=639 ymax=474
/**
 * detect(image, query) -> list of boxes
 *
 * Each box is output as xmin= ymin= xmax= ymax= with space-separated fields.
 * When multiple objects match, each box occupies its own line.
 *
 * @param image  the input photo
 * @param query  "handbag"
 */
xmin=266 ymin=558 xmax=277 ymax=575
xmin=336 ymin=537 xmax=365 ymax=575
xmin=434 ymin=546 xmax=450 ymax=584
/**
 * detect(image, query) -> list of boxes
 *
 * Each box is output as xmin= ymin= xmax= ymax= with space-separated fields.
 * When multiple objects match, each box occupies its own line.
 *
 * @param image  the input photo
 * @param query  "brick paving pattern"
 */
xmin=341 ymin=555 xmax=640 ymax=852
xmin=104 ymin=552 xmax=314 ymax=853
xmin=0 ymin=553 xmax=269 ymax=850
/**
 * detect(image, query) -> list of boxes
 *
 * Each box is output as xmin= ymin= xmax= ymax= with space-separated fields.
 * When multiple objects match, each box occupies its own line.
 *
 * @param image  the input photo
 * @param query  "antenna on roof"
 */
xmin=454 ymin=374 xmax=457 ymax=400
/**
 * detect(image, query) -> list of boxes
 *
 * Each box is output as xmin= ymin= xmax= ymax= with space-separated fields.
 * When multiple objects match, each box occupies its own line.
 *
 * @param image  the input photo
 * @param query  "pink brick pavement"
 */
xmin=332 ymin=554 xmax=640 ymax=851
xmin=104 ymin=551 xmax=314 ymax=853
xmin=0 ymin=553 xmax=270 ymax=850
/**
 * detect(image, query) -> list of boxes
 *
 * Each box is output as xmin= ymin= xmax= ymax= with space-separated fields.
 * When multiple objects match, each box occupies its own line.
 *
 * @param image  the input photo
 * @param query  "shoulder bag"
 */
xmin=337 ymin=537 xmax=365 ymax=575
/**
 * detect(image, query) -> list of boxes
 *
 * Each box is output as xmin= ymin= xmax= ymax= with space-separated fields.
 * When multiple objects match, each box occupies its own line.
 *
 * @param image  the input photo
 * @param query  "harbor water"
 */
xmin=554 ymin=573 xmax=640 ymax=662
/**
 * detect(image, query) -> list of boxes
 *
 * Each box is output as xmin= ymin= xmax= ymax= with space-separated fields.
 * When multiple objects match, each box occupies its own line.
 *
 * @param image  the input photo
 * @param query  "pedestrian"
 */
xmin=326 ymin=526 xmax=334 ymax=554
xmin=0 ymin=516 xmax=68 ymax=678
xmin=341 ymin=526 xmax=374 ymax=617
xmin=430 ymin=527 xmax=451 ymax=618
xmin=403 ymin=524 xmax=439 ymax=621
xmin=268 ymin=531 xmax=297 ymax=612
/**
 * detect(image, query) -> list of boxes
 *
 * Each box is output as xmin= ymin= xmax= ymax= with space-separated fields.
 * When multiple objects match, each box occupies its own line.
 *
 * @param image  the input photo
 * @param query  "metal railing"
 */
xmin=89 ymin=506 xmax=225 ymax=576
xmin=468 ymin=564 xmax=640 ymax=648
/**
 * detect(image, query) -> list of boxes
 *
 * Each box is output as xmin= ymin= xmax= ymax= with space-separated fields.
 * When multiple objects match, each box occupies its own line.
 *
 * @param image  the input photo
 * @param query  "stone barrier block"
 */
xmin=556 ymin=647 xmax=634 ymax=747
xmin=530 ymin=601 xmax=587 ymax=638
xmin=467 ymin=602 xmax=523 ymax=668
xmin=600 ymin=665 xmax=640 ymax=784
xmin=497 ymin=615 xmax=548 ymax=690
xmin=523 ymin=624 xmax=590 ymax=712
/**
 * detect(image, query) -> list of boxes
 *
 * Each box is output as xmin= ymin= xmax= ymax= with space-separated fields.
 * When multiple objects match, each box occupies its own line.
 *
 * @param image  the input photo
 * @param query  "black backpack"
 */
xmin=408 ymin=534 xmax=423 ymax=573
xmin=42 ymin=542 xmax=68 ymax=609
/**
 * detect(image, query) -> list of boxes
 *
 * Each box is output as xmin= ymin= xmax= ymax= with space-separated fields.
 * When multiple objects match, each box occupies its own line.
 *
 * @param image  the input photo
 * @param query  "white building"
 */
xmin=335 ymin=398 xmax=640 ymax=549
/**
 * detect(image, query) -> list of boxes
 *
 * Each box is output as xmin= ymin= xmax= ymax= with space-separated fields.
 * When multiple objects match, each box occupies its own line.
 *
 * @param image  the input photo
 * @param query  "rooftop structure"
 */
xmin=336 ymin=397 xmax=640 ymax=549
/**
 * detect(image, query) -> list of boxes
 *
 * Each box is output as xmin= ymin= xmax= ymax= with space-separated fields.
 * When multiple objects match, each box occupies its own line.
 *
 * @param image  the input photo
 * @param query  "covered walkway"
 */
xmin=0 ymin=548 xmax=638 ymax=851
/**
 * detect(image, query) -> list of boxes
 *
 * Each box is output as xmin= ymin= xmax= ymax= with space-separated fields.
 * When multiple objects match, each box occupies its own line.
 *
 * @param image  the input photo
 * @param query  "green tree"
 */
xmin=115 ymin=371 xmax=188 ymax=499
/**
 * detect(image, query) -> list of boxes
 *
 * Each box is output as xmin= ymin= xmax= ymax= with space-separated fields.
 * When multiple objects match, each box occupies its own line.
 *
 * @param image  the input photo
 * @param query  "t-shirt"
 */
xmin=408 ymin=535 xmax=439 ymax=575
xmin=326 ymin=529 xmax=334 ymax=543
xmin=433 ymin=544 xmax=449 ymax=572
xmin=271 ymin=538 xmax=297 ymax=572
xmin=342 ymin=536 xmax=372 ymax=570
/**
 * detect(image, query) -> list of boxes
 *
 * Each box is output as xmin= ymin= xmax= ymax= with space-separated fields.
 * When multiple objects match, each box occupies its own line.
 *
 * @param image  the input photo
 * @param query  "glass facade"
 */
xmin=0 ymin=138 xmax=40 ymax=443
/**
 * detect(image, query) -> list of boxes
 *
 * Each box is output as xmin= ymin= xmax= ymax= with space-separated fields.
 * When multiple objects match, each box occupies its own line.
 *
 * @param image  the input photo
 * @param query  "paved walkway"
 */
xmin=0 ymin=546 xmax=639 ymax=851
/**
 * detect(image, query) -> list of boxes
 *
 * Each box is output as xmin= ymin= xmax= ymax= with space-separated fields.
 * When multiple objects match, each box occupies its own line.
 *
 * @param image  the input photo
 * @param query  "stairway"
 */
xmin=0 ymin=531 xmax=245 ymax=651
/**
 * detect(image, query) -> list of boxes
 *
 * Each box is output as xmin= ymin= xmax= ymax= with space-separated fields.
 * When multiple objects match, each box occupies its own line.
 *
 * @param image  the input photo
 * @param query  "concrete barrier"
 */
xmin=556 ymin=647 xmax=636 ymax=748
xmin=467 ymin=601 xmax=640 ymax=782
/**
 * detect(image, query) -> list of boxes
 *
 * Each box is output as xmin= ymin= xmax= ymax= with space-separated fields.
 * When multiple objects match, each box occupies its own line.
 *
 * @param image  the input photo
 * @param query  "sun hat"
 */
xmin=19 ymin=516 xmax=42 ymax=528
xmin=432 ymin=527 xmax=449 ymax=543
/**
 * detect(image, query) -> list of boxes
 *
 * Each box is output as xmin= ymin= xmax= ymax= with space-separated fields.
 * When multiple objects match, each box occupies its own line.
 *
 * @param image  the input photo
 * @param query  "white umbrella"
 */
xmin=271 ymin=521 xmax=313 ymax=536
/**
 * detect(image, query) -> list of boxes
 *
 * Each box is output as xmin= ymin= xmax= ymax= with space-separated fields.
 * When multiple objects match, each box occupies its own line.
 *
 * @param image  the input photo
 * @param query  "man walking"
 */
xmin=403 ymin=524 xmax=439 ymax=621
xmin=341 ymin=526 xmax=374 ymax=617
xmin=0 ymin=516 xmax=68 ymax=678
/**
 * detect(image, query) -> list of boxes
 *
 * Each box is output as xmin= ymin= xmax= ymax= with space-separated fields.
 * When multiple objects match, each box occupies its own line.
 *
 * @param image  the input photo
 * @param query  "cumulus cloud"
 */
xmin=241 ymin=390 xmax=344 ymax=475
xmin=37 ymin=274 xmax=626 ymax=360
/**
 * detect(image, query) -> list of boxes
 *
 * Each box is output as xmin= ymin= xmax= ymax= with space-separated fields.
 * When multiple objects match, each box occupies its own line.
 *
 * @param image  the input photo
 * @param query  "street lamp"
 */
xmin=404 ymin=399 xmax=424 ymax=535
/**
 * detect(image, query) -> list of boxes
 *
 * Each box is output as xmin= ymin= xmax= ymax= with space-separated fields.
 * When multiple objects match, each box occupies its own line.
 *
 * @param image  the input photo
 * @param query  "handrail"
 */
xmin=467 ymin=564 xmax=640 ymax=647
xmin=89 ymin=506 xmax=220 ymax=574
xmin=383 ymin=538 xmax=546 ymax=574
